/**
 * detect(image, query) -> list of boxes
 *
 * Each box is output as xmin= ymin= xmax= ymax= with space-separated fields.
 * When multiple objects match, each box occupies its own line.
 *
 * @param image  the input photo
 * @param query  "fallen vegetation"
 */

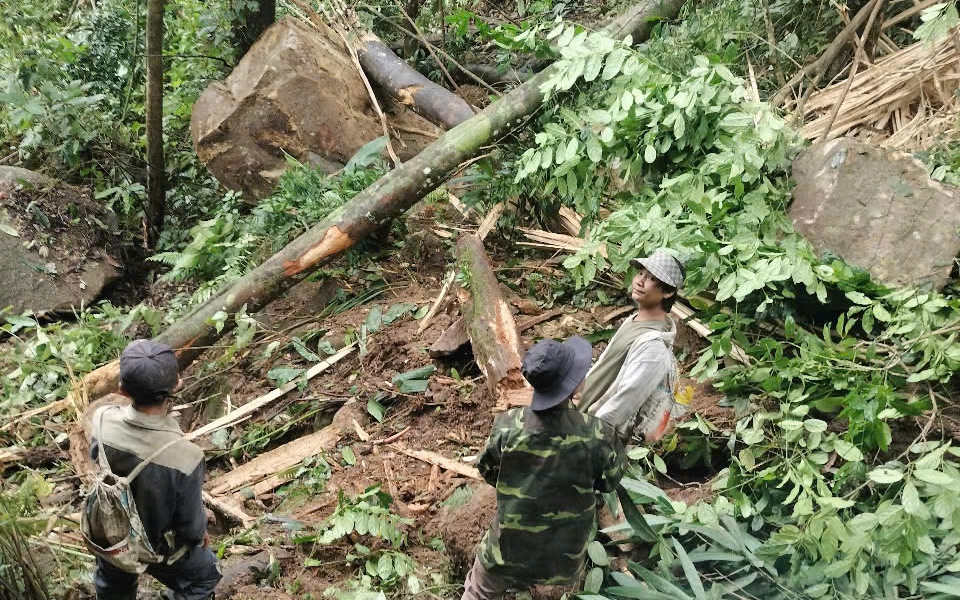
xmin=1 ymin=0 xmax=960 ymax=599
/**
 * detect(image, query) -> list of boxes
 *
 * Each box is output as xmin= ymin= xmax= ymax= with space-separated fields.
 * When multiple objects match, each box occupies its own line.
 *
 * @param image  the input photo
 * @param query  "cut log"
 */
xmin=207 ymin=423 xmax=344 ymax=497
xmin=60 ymin=0 xmax=687 ymax=413
xmin=357 ymin=32 xmax=476 ymax=130
xmin=206 ymin=400 xmax=362 ymax=497
xmin=455 ymin=234 xmax=529 ymax=406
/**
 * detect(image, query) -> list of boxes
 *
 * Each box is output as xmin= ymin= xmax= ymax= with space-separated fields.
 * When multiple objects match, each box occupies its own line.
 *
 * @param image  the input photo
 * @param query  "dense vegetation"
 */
xmin=1 ymin=0 xmax=959 ymax=598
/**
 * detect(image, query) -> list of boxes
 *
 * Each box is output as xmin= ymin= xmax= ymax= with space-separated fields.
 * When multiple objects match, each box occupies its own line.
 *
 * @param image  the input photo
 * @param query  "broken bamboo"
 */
xmin=186 ymin=344 xmax=357 ymax=441
xmin=391 ymin=445 xmax=481 ymax=480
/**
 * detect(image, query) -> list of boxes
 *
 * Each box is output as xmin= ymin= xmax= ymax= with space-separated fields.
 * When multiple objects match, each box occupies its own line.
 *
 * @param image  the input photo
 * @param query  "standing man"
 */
xmin=579 ymin=248 xmax=686 ymax=444
xmin=90 ymin=340 xmax=221 ymax=600
xmin=462 ymin=337 xmax=625 ymax=600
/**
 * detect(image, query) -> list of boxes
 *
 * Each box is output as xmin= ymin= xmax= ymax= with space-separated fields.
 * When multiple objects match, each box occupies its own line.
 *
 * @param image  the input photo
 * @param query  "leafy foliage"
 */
xmin=150 ymin=158 xmax=385 ymax=308
xmin=296 ymin=486 xmax=413 ymax=549
xmin=0 ymin=304 xmax=163 ymax=420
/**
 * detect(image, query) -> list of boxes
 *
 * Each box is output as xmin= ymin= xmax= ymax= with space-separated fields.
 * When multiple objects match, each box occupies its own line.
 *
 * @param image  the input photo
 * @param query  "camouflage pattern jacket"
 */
xmin=476 ymin=404 xmax=625 ymax=585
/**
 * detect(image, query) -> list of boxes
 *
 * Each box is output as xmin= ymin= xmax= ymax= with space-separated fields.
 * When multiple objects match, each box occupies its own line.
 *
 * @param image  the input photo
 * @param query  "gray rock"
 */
xmin=0 ymin=179 xmax=119 ymax=315
xmin=0 ymin=166 xmax=55 ymax=188
xmin=790 ymin=138 xmax=960 ymax=290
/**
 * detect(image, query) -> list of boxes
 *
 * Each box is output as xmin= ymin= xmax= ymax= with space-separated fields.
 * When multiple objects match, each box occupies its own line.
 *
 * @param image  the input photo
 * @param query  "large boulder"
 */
xmin=790 ymin=138 xmax=960 ymax=290
xmin=191 ymin=17 xmax=440 ymax=200
xmin=0 ymin=171 xmax=120 ymax=315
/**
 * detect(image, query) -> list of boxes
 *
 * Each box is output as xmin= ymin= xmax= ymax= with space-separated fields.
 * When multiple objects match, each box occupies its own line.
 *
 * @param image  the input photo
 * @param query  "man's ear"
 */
xmin=117 ymin=385 xmax=131 ymax=399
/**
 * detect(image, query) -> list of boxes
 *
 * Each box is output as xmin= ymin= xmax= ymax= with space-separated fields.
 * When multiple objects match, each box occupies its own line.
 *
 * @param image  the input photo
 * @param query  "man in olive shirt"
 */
xmin=579 ymin=248 xmax=686 ymax=444
xmin=462 ymin=337 xmax=625 ymax=599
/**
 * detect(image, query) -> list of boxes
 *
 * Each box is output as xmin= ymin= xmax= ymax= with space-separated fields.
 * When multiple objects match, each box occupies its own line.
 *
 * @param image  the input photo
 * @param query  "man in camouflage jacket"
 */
xmin=462 ymin=337 xmax=625 ymax=599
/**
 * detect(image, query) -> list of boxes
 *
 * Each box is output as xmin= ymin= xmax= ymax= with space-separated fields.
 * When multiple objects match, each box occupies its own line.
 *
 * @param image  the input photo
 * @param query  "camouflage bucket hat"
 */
xmin=521 ymin=336 xmax=593 ymax=411
xmin=631 ymin=249 xmax=685 ymax=289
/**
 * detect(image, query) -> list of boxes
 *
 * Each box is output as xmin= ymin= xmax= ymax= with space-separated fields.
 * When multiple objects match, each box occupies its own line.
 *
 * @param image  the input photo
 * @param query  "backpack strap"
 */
xmin=124 ymin=434 xmax=184 ymax=484
xmin=94 ymin=407 xmax=115 ymax=475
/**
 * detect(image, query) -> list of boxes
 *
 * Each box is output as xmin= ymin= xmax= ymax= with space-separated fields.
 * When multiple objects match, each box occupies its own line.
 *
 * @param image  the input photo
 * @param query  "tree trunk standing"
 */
xmin=145 ymin=0 xmax=165 ymax=249
xmin=232 ymin=0 xmax=277 ymax=59
xmin=66 ymin=0 xmax=687 ymax=405
xmin=455 ymin=235 xmax=529 ymax=406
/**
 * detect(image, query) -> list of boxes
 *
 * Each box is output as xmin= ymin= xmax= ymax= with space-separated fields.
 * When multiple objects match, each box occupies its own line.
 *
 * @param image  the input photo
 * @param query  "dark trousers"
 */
xmin=95 ymin=545 xmax=222 ymax=600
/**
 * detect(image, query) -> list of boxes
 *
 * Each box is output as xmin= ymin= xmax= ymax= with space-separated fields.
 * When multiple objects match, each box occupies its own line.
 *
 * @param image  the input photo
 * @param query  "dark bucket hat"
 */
xmin=119 ymin=339 xmax=179 ymax=405
xmin=521 ymin=336 xmax=592 ymax=411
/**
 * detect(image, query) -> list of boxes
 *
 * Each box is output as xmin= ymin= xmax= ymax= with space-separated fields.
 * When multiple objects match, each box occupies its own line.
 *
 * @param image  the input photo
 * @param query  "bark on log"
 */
xmin=455 ymin=234 xmax=529 ymax=404
xmin=65 ymin=0 xmax=687 ymax=407
xmin=357 ymin=32 xmax=476 ymax=130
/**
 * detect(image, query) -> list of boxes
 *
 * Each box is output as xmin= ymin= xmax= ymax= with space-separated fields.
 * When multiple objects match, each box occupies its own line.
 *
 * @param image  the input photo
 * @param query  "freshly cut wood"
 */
xmin=416 ymin=270 xmax=456 ymax=336
xmin=392 ymin=445 xmax=481 ymax=480
xmin=456 ymin=235 xmax=530 ymax=407
xmin=61 ymin=0 xmax=687 ymax=411
xmin=203 ymin=491 xmax=255 ymax=528
xmin=207 ymin=415 xmax=347 ymax=496
xmin=431 ymin=310 xmax=563 ymax=358
xmin=187 ymin=344 xmax=356 ymax=441
xmin=429 ymin=316 xmax=469 ymax=358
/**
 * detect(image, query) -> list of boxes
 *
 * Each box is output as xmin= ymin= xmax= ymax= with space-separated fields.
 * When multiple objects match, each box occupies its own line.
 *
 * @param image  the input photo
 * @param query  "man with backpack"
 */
xmin=462 ymin=337 xmax=625 ymax=599
xmin=86 ymin=339 xmax=221 ymax=600
xmin=578 ymin=248 xmax=687 ymax=444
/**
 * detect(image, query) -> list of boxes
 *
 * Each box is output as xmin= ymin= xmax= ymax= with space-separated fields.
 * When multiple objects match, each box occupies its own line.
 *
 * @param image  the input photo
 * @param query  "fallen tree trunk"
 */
xmin=455 ymin=234 xmax=529 ymax=406
xmin=357 ymin=32 xmax=476 ymax=130
xmin=61 ymin=0 xmax=687 ymax=414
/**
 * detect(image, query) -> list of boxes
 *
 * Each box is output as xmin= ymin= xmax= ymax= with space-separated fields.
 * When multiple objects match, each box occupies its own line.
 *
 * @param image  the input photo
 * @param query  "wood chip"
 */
xmin=391 ymin=445 xmax=481 ymax=480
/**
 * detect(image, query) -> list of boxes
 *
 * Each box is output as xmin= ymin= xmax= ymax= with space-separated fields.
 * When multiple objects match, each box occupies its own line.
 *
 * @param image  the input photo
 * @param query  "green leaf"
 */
xmin=901 ymin=481 xmax=927 ymax=516
xmin=5 ymin=315 xmax=38 ymax=333
xmin=644 ymin=144 xmax=656 ymax=163
xmin=834 ymin=439 xmax=864 ymax=462
xmin=365 ymin=305 xmax=383 ymax=334
xmin=913 ymin=468 xmax=954 ymax=486
xmin=367 ymin=396 xmax=386 ymax=422
xmin=383 ymin=303 xmax=415 ymax=325
xmin=0 ymin=222 xmax=20 ymax=237
xmin=868 ymin=467 xmax=904 ymax=484
xmin=398 ymin=379 xmax=430 ymax=394
xmin=391 ymin=365 xmax=436 ymax=384
xmin=845 ymin=291 xmax=872 ymax=305
xmin=584 ymin=567 xmax=604 ymax=593
xmin=671 ymin=538 xmax=706 ymax=599
xmin=413 ymin=305 xmax=430 ymax=319
xmin=341 ymin=445 xmax=356 ymax=466
xmin=344 ymin=136 xmax=388 ymax=174
xmin=616 ymin=486 xmax=658 ymax=542
xmin=267 ymin=367 xmax=305 ymax=387
xmin=587 ymin=540 xmax=610 ymax=566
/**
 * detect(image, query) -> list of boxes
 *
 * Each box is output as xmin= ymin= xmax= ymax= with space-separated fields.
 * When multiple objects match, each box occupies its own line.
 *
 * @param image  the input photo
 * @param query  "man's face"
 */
xmin=631 ymin=267 xmax=670 ymax=308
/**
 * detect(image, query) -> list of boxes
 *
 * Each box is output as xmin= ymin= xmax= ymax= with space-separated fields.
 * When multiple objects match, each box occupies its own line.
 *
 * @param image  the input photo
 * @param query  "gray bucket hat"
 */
xmin=119 ymin=340 xmax=179 ymax=405
xmin=631 ymin=249 xmax=685 ymax=289
xmin=521 ymin=336 xmax=592 ymax=411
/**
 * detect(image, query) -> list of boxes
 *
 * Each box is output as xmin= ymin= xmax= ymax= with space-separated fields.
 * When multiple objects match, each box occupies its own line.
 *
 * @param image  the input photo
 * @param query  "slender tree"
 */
xmin=145 ymin=0 xmax=165 ymax=249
